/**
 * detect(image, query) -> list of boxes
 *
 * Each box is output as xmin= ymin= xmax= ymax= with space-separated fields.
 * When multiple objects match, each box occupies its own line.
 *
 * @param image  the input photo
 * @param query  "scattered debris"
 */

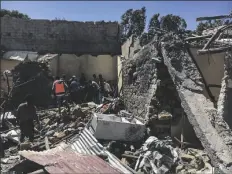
xmin=135 ymin=136 xmax=178 ymax=174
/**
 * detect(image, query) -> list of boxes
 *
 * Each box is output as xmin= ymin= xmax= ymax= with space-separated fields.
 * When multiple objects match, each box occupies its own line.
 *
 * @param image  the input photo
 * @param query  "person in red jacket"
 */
xmin=52 ymin=76 xmax=70 ymax=115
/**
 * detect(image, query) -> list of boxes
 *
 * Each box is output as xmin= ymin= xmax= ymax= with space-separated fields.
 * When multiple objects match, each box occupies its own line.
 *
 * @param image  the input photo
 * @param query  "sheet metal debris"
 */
xmin=0 ymin=112 xmax=16 ymax=125
xmin=19 ymin=149 xmax=121 ymax=174
xmin=70 ymin=127 xmax=135 ymax=174
xmin=135 ymin=136 xmax=179 ymax=174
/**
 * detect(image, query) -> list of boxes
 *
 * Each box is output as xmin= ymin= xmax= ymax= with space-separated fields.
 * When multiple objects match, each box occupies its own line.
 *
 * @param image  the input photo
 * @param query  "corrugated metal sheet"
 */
xmin=3 ymin=51 xmax=38 ymax=61
xmin=20 ymin=149 xmax=121 ymax=174
xmin=37 ymin=54 xmax=58 ymax=62
xmin=70 ymin=128 xmax=135 ymax=174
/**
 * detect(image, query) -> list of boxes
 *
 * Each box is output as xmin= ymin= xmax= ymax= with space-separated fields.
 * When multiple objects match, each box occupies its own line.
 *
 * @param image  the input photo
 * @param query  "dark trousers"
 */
xmin=20 ymin=120 xmax=34 ymax=142
xmin=70 ymin=91 xmax=78 ymax=103
xmin=56 ymin=95 xmax=70 ymax=114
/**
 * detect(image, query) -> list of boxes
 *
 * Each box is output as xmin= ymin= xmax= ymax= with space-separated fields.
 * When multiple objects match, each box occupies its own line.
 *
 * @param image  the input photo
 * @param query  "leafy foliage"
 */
xmin=160 ymin=14 xmax=187 ymax=33
xmin=120 ymin=7 xmax=146 ymax=43
xmin=148 ymin=13 xmax=160 ymax=38
xmin=141 ymin=14 xmax=187 ymax=46
xmin=0 ymin=9 xmax=30 ymax=19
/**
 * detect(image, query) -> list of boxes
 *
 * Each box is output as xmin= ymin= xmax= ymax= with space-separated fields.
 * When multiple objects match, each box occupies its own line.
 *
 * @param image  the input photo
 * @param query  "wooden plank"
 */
xmin=202 ymin=25 xmax=232 ymax=50
xmin=122 ymin=154 xmax=139 ymax=159
xmin=185 ymin=35 xmax=213 ymax=41
xmin=196 ymin=15 xmax=232 ymax=22
xmin=45 ymin=136 xmax=50 ymax=150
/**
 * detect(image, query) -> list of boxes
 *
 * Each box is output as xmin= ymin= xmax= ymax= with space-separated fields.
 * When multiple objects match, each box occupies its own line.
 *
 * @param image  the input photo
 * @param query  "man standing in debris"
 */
xmin=69 ymin=76 xmax=79 ymax=103
xmin=93 ymin=74 xmax=99 ymax=84
xmin=16 ymin=94 xmax=40 ymax=142
xmin=88 ymin=80 xmax=100 ymax=104
xmin=79 ymin=73 xmax=86 ymax=86
xmin=98 ymin=74 xmax=105 ymax=103
xmin=52 ymin=76 xmax=70 ymax=114
xmin=104 ymin=80 xmax=112 ymax=97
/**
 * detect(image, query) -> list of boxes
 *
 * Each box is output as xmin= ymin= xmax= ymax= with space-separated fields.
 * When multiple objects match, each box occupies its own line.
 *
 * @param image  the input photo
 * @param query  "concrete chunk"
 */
xmin=161 ymin=35 xmax=232 ymax=173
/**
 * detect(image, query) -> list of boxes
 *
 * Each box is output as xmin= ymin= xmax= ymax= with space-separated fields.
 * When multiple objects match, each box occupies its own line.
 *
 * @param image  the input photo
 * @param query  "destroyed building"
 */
xmin=1 ymin=13 xmax=232 ymax=174
xmin=119 ymin=16 xmax=232 ymax=173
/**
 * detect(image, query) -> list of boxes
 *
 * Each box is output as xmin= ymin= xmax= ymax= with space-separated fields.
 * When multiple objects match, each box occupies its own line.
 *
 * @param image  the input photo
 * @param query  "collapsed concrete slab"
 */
xmin=217 ymin=52 xmax=232 ymax=129
xmin=161 ymin=34 xmax=232 ymax=173
xmin=89 ymin=113 xmax=146 ymax=142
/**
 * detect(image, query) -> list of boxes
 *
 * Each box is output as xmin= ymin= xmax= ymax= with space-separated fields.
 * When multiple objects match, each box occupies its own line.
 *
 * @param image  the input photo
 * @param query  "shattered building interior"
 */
xmin=1 ymin=12 xmax=232 ymax=174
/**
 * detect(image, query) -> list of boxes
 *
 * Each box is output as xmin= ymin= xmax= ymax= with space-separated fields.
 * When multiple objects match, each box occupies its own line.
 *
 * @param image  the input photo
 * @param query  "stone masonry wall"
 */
xmin=122 ymin=41 xmax=158 ymax=119
xmin=1 ymin=16 xmax=121 ymax=55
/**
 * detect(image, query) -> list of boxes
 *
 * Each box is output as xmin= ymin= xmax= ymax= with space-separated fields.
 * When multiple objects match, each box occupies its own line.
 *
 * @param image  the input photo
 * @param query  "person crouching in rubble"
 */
xmin=52 ymin=76 xmax=70 ymax=115
xmin=16 ymin=94 xmax=40 ymax=143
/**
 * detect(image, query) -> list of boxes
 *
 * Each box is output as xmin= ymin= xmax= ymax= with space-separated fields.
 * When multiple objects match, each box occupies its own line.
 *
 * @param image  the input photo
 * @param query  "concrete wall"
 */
xmin=48 ymin=54 xmax=117 ymax=81
xmin=117 ymin=56 xmax=123 ymax=93
xmin=189 ymin=47 xmax=225 ymax=101
xmin=121 ymin=36 xmax=141 ymax=60
xmin=122 ymin=44 xmax=158 ymax=118
xmin=1 ymin=16 xmax=121 ymax=55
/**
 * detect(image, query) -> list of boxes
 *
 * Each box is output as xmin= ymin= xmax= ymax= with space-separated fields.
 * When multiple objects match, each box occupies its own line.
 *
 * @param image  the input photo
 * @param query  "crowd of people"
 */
xmin=14 ymin=73 xmax=117 ymax=143
xmin=52 ymin=73 xmax=117 ymax=108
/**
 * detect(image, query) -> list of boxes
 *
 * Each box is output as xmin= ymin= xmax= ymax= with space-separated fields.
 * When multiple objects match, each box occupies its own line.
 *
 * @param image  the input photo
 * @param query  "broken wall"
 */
xmin=1 ymin=16 xmax=121 ymax=55
xmin=161 ymin=34 xmax=232 ymax=173
xmin=121 ymin=33 xmax=232 ymax=173
xmin=121 ymin=36 xmax=142 ymax=60
xmin=122 ymin=43 xmax=157 ymax=118
xmin=189 ymin=47 xmax=225 ymax=101
xmin=121 ymin=39 xmax=197 ymax=143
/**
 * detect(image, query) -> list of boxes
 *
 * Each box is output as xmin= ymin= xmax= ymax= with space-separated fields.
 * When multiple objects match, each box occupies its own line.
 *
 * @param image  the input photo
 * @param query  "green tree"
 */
xmin=131 ymin=7 xmax=146 ymax=37
xmin=148 ymin=13 xmax=160 ymax=38
xmin=120 ymin=9 xmax=133 ymax=43
xmin=120 ymin=7 xmax=146 ymax=43
xmin=160 ymin=14 xmax=187 ymax=33
xmin=0 ymin=9 xmax=30 ymax=19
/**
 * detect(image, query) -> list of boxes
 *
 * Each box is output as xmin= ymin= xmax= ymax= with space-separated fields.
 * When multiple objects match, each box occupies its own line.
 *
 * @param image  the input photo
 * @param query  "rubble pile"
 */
xmin=177 ymin=148 xmax=213 ymax=173
xmin=134 ymin=136 xmax=179 ymax=173
xmin=1 ymin=97 xmax=216 ymax=174
xmin=10 ymin=61 xmax=53 ymax=108
xmin=0 ymin=103 xmax=97 ymax=172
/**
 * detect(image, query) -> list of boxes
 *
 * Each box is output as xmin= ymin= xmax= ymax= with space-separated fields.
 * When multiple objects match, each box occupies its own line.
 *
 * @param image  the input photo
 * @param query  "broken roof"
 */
xmin=70 ymin=127 xmax=135 ymax=174
xmin=2 ymin=51 xmax=39 ymax=61
xmin=37 ymin=54 xmax=58 ymax=62
xmin=19 ymin=148 xmax=121 ymax=174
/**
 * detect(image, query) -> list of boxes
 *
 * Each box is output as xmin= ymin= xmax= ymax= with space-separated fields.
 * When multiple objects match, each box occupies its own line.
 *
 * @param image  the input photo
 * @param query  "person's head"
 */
xmin=99 ymin=74 xmax=103 ymax=79
xmin=62 ymin=74 xmax=66 ymax=80
xmin=55 ymin=76 xmax=60 ymax=80
xmin=81 ymin=73 xmax=85 ymax=77
xmin=24 ymin=94 xmax=34 ymax=105
xmin=93 ymin=74 xmax=96 ymax=79
xmin=72 ymin=75 xmax=76 ymax=81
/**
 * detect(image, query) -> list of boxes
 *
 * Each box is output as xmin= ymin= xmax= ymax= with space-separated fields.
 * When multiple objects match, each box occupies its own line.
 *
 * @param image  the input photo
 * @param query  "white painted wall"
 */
xmin=48 ymin=54 xmax=117 ymax=81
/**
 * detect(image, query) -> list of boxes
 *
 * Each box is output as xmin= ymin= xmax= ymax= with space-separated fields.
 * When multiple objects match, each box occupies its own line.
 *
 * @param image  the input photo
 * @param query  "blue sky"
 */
xmin=2 ymin=1 xmax=231 ymax=30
